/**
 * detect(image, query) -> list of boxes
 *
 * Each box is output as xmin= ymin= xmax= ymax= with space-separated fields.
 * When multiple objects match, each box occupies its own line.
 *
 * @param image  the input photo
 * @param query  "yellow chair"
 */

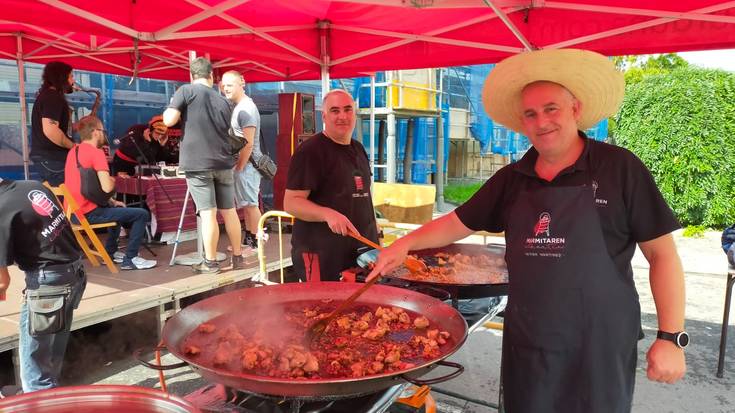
xmin=43 ymin=182 xmax=119 ymax=273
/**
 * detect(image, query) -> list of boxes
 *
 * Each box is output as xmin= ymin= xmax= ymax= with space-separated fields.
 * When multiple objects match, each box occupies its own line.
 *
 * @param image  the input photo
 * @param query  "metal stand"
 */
xmin=717 ymin=265 xmax=735 ymax=378
xmin=169 ymin=186 xmax=226 ymax=266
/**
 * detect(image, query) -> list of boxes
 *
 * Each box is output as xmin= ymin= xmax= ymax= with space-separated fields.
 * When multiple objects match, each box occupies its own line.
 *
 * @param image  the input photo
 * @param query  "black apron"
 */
xmin=502 ymin=175 xmax=640 ymax=412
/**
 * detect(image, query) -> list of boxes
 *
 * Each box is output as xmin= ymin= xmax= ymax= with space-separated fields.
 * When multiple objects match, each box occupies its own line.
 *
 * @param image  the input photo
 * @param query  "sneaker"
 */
xmin=193 ymin=259 xmax=221 ymax=274
xmin=231 ymin=254 xmax=245 ymax=271
xmin=0 ymin=385 xmax=22 ymax=398
xmin=120 ymin=256 xmax=157 ymax=270
xmin=112 ymin=251 xmax=125 ymax=263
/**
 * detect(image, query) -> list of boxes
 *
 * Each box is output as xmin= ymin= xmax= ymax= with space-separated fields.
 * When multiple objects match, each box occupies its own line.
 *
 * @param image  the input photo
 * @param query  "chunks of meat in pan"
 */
xmin=181 ymin=304 xmax=451 ymax=380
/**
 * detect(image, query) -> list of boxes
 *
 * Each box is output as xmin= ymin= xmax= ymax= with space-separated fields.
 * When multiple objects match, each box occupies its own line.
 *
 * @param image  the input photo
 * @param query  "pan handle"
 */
xmin=401 ymin=360 xmax=464 ymax=385
xmin=133 ymin=345 xmax=189 ymax=371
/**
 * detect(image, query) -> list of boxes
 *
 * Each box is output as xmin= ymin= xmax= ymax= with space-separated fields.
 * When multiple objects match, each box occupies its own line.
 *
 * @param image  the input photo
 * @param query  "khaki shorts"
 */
xmin=185 ymin=169 xmax=235 ymax=212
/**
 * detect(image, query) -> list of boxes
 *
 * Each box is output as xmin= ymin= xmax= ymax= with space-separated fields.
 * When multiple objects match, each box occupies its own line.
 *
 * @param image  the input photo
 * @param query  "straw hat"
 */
xmin=481 ymin=49 xmax=625 ymax=133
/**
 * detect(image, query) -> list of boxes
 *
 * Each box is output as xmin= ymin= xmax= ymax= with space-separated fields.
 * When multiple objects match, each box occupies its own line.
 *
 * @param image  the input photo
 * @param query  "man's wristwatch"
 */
xmin=657 ymin=330 xmax=690 ymax=349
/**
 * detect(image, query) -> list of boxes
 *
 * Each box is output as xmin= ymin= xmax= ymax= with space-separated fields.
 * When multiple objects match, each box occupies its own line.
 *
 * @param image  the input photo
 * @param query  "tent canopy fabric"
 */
xmin=1 ymin=0 xmax=734 ymax=82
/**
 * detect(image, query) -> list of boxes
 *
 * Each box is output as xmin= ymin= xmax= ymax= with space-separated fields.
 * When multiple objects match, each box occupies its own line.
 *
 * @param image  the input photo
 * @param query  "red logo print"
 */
xmin=533 ymin=212 xmax=551 ymax=237
xmin=28 ymin=190 xmax=58 ymax=217
xmin=354 ymin=175 xmax=364 ymax=192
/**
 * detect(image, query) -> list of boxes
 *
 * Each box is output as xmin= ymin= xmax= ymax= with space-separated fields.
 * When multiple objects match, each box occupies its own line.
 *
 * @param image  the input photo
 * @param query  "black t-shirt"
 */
xmin=168 ymin=83 xmax=234 ymax=171
xmin=455 ymin=134 xmax=680 ymax=280
xmin=113 ymin=125 xmax=164 ymax=166
xmin=287 ymin=133 xmax=379 ymax=280
xmin=30 ymin=88 xmax=72 ymax=162
xmin=0 ymin=180 xmax=81 ymax=271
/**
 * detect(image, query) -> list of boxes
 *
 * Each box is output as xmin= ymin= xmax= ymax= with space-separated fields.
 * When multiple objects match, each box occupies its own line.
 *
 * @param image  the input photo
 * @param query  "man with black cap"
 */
xmin=369 ymin=49 xmax=687 ymax=412
xmin=111 ymin=115 xmax=171 ymax=176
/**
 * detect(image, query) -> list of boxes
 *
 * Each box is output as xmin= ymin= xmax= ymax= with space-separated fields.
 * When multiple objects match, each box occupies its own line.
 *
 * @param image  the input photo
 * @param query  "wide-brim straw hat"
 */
xmin=481 ymin=48 xmax=625 ymax=133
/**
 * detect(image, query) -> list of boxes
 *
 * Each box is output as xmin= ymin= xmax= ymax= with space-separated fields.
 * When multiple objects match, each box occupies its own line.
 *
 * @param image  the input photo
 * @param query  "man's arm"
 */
xmin=234 ymin=127 xmax=255 ymax=171
xmin=42 ymin=118 xmax=74 ymax=149
xmin=163 ymin=108 xmax=181 ymax=128
xmin=639 ymin=233 xmax=686 ymax=383
xmin=284 ymin=189 xmax=358 ymax=236
xmin=96 ymin=170 xmax=115 ymax=193
xmin=368 ymin=212 xmax=473 ymax=280
xmin=0 ymin=266 xmax=9 ymax=301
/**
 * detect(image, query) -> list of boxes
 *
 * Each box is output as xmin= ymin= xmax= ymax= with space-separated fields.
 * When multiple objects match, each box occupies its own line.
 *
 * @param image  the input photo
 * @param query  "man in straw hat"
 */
xmin=368 ymin=49 xmax=686 ymax=412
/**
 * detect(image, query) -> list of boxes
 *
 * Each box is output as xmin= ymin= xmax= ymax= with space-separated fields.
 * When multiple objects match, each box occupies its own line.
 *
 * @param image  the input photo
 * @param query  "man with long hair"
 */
xmin=30 ymin=61 xmax=76 ymax=186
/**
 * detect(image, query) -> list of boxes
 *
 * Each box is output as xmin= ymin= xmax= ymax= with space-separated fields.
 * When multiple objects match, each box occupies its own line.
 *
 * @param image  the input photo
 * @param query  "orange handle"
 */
xmin=348 ymin=231 xmax=382 ymax=251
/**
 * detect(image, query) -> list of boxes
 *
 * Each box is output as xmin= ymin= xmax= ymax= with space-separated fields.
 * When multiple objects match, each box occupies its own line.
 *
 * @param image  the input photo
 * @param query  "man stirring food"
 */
xmin=368 ymin=49 xmax=687 ymax=412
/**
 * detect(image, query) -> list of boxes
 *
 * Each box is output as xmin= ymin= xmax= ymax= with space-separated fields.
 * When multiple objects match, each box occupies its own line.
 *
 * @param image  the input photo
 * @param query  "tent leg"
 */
xmin=16 ymin=34 xmax=30 ymax=180
xmin=386 ymin=113 xmax=396 ymax=184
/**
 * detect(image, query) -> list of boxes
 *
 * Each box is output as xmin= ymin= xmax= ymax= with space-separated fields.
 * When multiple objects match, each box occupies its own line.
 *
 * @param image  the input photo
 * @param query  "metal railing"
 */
xmin=256 ymin=210 xmax=295 ymax=284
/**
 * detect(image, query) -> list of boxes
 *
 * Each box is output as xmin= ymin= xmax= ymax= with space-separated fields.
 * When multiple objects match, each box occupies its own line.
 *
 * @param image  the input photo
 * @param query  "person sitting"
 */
xmin=64 ymin=115 xmax=157 ymax=270
xmin=111 ymin=115 xmax=170 ymax=176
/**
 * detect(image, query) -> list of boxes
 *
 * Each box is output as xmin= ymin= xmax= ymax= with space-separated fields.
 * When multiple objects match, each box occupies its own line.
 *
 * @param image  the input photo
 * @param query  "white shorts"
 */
xmin=234 ymin=163 xmax=261 ymax=207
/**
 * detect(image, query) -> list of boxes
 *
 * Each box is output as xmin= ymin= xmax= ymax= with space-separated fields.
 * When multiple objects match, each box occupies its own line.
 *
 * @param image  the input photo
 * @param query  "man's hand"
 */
xmin=366 ymin=239 xmax=411 ymax=282
xmin=646 ymin=339 xmax=686 ymax=384
xmin=234 ymin=156 xmax=247 ymax=172
xmin=0 ymin=267 xmax=10 ymax=301
xmin=324 ymin=209 xmax=359 ymax=236
xmin=110 ymin=199 xmax=126 ymax=208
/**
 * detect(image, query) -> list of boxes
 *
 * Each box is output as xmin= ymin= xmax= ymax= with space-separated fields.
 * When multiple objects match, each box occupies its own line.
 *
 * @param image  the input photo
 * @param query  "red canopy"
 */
xmin=1 ymin=0 xmax=734 ymax=82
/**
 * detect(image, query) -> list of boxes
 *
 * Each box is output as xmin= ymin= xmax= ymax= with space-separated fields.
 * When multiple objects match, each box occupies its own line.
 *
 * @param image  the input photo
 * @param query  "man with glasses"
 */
xmin=64 ymin=116 xmax=156 ymax=270
xmin=111 ymin=115 xmax=171 ymax=176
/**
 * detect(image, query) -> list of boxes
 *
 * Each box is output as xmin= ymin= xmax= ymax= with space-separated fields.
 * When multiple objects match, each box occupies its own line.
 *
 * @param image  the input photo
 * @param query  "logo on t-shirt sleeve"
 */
xmin=28 ymin=190 xmax=58 ymax=217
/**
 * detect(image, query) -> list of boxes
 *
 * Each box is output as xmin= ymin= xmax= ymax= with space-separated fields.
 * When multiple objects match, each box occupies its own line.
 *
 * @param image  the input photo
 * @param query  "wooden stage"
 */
xmin=0 ymin=234 xmax=292 ymax=384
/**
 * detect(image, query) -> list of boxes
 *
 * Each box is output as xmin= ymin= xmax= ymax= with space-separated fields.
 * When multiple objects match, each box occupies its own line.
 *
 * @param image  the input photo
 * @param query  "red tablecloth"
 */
xmin=115 ymin=176 xmax=243 ymax=235
xmin=115 ymin=176 xmax=194 ymax=234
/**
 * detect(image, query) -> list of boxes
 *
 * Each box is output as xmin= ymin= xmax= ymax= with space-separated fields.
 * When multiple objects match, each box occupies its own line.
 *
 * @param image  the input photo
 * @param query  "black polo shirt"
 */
xmin=456 ymin=133 xmax=680 ymax=280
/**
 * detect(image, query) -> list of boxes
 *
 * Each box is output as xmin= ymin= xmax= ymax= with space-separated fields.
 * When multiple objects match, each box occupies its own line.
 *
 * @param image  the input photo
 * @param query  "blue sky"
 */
xmin=678 ymin=49 xmax=735 ymax=72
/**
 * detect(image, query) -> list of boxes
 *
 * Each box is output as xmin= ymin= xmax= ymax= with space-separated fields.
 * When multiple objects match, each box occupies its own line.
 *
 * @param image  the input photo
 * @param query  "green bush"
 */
xmin=444 ymin=183 xmax=482 ymax=204
xmin=682 ymin=225 xmax=706 ymax=238
xmin=615 ymin=67 xmax=735 ymax=227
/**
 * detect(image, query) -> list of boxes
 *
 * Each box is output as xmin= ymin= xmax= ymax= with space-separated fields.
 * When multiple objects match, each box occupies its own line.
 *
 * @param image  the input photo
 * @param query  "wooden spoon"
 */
xmin=306 ymin=232 xmax=428 ymax=345
xmin=347 ymin=231 xmax=428 ymax=273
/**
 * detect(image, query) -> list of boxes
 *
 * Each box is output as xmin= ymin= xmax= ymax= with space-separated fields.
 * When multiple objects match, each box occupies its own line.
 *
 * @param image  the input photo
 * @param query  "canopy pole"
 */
xmin=16 ymin=34 xmax=29 ymax=179
xmin=386 ymin=113 xmax=396 ymax=184
xmin=318 ymin=20 xmax=331 ymax=98
xmin=369 ymin=74 xmax=376 ymax=176
xmin=436 ymin=68 xmax=445 ymax=210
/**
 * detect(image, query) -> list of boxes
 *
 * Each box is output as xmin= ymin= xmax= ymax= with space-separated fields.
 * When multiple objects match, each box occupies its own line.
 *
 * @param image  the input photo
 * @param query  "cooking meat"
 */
xmin=183 ymin=345 xmax=200 ymax=355
xmin=414 ymin=316 xmax=430 ymax=329
xmin=182 ymin=302 xmax=453 ymax=380
xmin=197 ymin=323 xmax=216 ymax=333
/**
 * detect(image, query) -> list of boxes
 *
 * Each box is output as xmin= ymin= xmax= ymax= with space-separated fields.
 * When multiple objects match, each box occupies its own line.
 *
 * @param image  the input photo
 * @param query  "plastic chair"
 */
xmin=43 ymin=182 xmax=119 ymax=273
xmin=717 ymin=264 xmax=735 ymax=377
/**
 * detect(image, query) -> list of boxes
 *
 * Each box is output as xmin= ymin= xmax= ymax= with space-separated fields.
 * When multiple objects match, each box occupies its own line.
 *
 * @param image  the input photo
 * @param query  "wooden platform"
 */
xmin=0 ymin=234 xmax=293 ymax=355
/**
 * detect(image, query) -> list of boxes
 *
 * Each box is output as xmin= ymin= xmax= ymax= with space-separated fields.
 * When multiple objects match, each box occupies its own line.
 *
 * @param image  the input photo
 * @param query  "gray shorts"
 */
xmin=234 ymin=163 xmax=261 ymax=207
xmin=185 ymin=169 xmax=235 ymax=212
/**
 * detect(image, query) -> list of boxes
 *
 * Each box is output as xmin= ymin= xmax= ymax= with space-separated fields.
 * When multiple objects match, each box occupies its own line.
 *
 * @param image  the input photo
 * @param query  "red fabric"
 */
xmin=64 ymin=143 xmax=110 ymax=215
xmin=1 ymin=1 xmax=734 ymax=82
xmin=115 ymin=176 xmax=247 ymax=234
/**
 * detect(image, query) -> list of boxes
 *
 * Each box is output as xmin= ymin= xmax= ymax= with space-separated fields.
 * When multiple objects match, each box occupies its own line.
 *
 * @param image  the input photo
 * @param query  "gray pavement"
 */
xmin=3 ymin=230 xmax=733 ymax=412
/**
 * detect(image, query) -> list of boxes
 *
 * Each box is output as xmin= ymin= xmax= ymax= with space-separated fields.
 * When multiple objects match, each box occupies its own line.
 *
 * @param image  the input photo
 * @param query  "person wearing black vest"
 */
xmin=284 ymin=89 xmax=379 ymax=282
xmin=0 ymin=178 xmax=86 ymax=396
xmin=30 ymin=61 xmax=76 ymax=186
xmin=368 ymin=49 xmax=687 ymax=412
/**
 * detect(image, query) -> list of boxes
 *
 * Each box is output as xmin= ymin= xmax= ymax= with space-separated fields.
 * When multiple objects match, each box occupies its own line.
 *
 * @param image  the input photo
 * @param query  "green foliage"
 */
xmin=682 ymin=225 xmax=706 ymax=238
xmin=612 ymin=54 xmax=689 ymax=86
xmin=615 ymin=67 xmax=735 ymax=227
xmin=444 ymin=182 xmax=482 ymax=204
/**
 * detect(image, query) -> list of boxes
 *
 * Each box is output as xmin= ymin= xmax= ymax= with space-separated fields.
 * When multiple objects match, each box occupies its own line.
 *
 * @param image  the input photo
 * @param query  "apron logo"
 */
xmin=592 ymin=180 xmax=608 ymax=206
xmin=525 ymin=211 xmax=565 ymax=258
xmin=354 ymin=175 xmax=364 ymax=192
xmin=533 ymin=212 xmax=551 ymax=237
